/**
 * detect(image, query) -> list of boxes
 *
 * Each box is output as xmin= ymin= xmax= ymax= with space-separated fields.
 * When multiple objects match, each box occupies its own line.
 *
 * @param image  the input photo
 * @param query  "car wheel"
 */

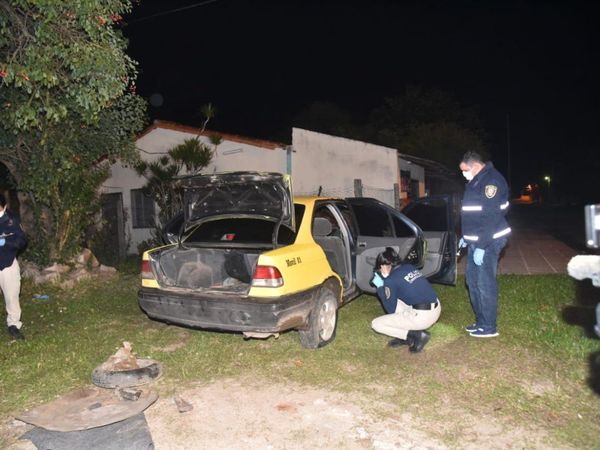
xmin=299 ymin=287 xmax=338 ymax=349
xmin=91 ymin=359 xmax=162 ymax=389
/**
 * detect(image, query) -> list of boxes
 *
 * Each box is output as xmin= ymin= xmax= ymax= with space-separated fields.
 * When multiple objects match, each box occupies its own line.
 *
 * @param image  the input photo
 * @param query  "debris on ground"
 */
xmin=174 ymin=396 xmax=194 ymax=413
xmin=116 ymin=387 xmax=142 ymax=402
xmin=100 ymin=342 xmax=139 ymax=372
xmin=16 ymin=387 xmax=158 ymax=432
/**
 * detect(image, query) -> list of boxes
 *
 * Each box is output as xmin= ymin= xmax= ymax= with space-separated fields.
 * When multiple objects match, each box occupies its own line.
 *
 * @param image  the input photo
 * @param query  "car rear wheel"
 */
xmin=298 ymin=287 xmax=338 ymax=349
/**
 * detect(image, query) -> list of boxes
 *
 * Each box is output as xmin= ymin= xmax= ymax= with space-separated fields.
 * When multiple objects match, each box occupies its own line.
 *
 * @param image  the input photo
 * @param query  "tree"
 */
xmin=367 ymin=86 xmax=488 ymax=168
xmin=0 ymin=1 xmax=146 ymax=263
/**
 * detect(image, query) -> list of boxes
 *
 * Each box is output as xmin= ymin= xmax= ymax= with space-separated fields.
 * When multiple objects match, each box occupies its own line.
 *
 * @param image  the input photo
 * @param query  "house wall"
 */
xmin=101 ymin=126 xmax=287 ymax=253
xmin=291 ymin=128 xmax=401 ymax=205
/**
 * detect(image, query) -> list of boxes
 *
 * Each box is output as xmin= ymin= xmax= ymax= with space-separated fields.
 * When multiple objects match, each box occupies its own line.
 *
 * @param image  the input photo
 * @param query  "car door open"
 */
xmin=348 ymin=198 xmax=425 ymax=294
xmin=402 ymin=195 xmax=457 ymax=285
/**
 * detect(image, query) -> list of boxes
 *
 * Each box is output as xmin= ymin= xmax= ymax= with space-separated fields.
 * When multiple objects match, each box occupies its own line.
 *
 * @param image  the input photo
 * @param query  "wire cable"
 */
xmin=127 ymin=0 xmax=221 ymax=25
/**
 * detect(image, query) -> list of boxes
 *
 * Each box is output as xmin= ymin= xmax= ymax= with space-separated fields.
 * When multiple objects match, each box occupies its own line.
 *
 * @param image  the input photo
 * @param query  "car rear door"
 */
xmin=401 ymin=195 xmax=457 ymax=285
xmin=347 ymin=198 xmax=425 ymax=294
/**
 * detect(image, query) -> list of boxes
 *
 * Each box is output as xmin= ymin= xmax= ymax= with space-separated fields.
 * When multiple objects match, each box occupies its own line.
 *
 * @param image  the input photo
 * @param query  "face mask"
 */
xmin=462 ymin=171 xmax=474 ymax=181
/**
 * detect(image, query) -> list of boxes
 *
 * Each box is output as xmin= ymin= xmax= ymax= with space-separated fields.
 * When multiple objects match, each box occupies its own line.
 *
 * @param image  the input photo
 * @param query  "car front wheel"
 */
xmin=298 ymin=287 xmax=338 ymax=349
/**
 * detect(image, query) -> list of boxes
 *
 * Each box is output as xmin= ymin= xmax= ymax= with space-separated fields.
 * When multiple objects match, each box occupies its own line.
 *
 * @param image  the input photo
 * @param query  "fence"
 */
xmin=296 ymin=179 xmax=400 ymax=209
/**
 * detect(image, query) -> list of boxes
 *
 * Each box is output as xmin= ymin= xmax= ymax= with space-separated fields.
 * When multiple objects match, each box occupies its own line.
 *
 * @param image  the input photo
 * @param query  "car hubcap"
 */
xmin=318 ymin=299 xmax=336 ymax=340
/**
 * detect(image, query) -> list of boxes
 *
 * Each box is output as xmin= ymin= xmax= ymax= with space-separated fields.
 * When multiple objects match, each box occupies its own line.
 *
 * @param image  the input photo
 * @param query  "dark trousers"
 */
xmin=465 ymin=238 xmax=508 ymax=332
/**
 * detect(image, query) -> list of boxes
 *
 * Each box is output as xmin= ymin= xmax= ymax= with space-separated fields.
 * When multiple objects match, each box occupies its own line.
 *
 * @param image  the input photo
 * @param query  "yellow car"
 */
xmin=138 ymin=172 xmax=456 ymax=348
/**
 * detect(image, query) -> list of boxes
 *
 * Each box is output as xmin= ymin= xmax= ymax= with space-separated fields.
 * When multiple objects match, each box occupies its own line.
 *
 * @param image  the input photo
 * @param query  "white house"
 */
xmin=100 ymin=121 xmax=427 ymax=255
xmin=100 ymin=120 xmax=288 ymax=254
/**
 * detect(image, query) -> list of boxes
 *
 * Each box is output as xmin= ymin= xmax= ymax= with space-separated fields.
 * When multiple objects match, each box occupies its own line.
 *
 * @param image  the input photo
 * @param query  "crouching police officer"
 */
xmin=370 ymin=247 xmax=441 ymax=353
xmin=458 ymin=151 xmax=511 ymax=338
xmin=0 ymin=194 xmax=27 ymax=341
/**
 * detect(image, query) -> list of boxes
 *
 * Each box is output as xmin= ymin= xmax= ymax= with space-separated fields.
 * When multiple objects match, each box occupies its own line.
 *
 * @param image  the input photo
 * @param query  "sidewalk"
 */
xmin=457 ymin=228 xmax=579 ymax=275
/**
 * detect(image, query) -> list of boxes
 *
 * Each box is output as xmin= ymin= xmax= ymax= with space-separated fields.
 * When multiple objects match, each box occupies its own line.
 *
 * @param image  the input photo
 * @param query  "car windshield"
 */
xmin=183 ymin=205 xmax=305 ymax=247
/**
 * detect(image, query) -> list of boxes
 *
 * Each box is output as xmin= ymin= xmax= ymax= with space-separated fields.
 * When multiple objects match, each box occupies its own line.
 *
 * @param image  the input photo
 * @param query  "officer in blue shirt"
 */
xmin=458 ymin=151 xmax=511 ymax=338
xmin=0 ymin=194 xmax=28 ymax=341
xmin=371 ymin=247 xmax=441 ymax=353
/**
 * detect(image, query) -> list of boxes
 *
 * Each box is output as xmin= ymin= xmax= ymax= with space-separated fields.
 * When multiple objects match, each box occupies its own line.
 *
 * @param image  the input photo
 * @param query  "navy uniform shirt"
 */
xmin=376 ymin=263 xmax=438 ymax=313
xmin=461 ymin=161 xmax=511 ymax=249
xmin=0 ymin=211 xmax=27 ymax=270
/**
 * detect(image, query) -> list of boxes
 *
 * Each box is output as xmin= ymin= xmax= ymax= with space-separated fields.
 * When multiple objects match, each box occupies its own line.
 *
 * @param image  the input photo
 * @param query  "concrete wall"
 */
xmin=101 ymin=126 xmax=287 ymax=253
xmin=291 ymin=128 xmax=400 ymax=204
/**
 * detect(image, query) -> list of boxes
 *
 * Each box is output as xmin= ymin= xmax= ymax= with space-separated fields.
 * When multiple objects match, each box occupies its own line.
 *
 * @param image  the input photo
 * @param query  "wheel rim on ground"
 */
xmin=318 ymin=299 xmax=336 ymax=340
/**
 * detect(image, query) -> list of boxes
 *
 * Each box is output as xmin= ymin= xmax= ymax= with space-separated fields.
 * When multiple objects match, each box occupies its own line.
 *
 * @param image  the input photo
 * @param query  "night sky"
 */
xmin=123 ymin=0 xmax=599 ymax=198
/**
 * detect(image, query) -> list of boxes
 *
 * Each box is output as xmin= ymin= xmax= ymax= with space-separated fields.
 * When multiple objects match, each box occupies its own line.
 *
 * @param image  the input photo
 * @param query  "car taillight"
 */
xmin=252 ymin=265 xmax=283 ymax=287
xmin=141 ymin=259 xmax=154 ymax=280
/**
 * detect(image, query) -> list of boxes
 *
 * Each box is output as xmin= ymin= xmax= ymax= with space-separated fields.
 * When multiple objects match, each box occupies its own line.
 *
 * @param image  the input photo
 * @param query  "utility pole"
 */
xmin=506 ymin=113 xmax=511 ymax=193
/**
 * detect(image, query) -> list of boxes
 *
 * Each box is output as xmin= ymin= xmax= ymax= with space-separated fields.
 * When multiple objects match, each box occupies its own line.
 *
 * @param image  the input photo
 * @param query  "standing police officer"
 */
xmin=0 ymin=194 xmax=27 ymax=341
xmin=371 ymin=247 xmax=441 ymax=353
xmin=459 ymin=151 xmax=511 ymax=337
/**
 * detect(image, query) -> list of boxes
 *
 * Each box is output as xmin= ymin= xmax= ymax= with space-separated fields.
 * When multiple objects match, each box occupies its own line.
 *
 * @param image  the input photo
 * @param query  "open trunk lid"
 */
xmin=178 ymin=172 xmax=295 ymax=246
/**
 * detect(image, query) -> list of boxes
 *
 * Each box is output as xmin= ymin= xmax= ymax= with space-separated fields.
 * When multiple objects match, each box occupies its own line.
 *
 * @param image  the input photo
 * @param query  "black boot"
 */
xmin=387 ymin=338 xmax=408 ymax=348
xmin=7 ymin=326 xmax=25 ymax=341
xmin=407 ymin=330 xmax=430 ymax=353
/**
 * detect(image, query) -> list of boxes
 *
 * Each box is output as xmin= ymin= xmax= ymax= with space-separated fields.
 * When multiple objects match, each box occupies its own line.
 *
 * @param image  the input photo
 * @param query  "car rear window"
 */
xmin=184 ymin=205 xmax=305 ymax=246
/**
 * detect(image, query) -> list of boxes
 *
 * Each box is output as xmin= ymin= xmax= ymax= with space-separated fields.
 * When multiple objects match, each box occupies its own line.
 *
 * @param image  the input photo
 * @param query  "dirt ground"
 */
xmin=4 ymin=377 xmax=566 ymax=450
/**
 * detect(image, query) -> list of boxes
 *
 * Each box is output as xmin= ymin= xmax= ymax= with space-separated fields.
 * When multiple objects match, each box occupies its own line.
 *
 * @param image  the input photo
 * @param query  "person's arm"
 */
xmin=4 ymin=220 xmax=27 ymax=251
xmin=376 ymin=277 xmax=399 ymax=313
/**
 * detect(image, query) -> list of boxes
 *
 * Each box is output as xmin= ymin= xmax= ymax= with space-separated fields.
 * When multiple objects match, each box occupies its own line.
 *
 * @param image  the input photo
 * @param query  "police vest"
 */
xmin=461 ymin=162 xmax=511 ymax=249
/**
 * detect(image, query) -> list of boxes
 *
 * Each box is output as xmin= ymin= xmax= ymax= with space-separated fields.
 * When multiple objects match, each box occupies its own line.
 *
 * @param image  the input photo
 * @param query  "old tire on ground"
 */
xmin=298 ymin=287 xmax=338 ymax=349
xmin=91 ymin=359 xmax=162 ymax=389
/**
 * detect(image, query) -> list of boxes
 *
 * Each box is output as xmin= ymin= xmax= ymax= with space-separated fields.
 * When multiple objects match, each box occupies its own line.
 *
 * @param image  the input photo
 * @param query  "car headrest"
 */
xmin=313 ymin=217 xmax=332 ymax=237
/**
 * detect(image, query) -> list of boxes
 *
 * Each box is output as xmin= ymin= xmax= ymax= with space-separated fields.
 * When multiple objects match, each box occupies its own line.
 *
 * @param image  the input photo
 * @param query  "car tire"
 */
xmin=91 ymin=359 xmax=162 ymax=389
xmin=298 ymin=287 xmax=338 ymax=349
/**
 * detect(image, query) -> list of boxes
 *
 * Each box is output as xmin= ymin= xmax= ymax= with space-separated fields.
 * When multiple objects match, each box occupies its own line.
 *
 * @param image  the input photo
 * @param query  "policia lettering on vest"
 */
xmin=370 ymin=247 xmax=441 ymax=353
xmin=458 ymin=151 xmax=511 ymax=338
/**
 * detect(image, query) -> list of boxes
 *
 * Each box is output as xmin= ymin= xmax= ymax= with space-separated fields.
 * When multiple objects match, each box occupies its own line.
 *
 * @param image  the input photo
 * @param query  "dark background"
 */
xmin=123 ymin=0 xmax=599 ymax=201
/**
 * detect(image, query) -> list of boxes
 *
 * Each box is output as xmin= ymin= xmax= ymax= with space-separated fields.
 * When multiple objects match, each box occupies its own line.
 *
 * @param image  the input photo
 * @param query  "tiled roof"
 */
xmin=138 ymin=120 xmax=287 ymax=150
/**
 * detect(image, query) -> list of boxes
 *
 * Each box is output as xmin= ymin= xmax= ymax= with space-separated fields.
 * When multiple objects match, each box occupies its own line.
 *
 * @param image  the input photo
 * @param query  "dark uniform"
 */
xmin=376 ymin=263 xmax=438 ymax=313
xmin=0 ymin=211 xmax=27 ymax=334
xmin=371 ymin=263 xmax=441 ymax=346
xmin=461 ymin=161 xmax=510 ymax=335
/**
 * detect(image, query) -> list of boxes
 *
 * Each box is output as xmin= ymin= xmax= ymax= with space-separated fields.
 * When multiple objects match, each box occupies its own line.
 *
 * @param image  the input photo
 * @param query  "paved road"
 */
xmin=457 ymin=203 xmax=593 ymax=275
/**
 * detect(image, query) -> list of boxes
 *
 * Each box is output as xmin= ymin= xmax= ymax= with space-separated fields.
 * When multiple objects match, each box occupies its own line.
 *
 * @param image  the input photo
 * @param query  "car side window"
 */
xmin=402 ymin=198 xmax=449 ymax=232
xmin=334 ymin=202 xmax=357 ymax=239
xmin=313 ymin=206 xmax=341 ymax=237
xmin=351 ymin=203 xmax=393 ymax=237
xmin=392 ymin=215 xmax=414 ymax=237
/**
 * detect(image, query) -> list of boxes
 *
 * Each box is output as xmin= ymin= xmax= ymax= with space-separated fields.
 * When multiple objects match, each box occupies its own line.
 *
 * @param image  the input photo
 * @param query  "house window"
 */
xmin=131 ymin=189 xmax=155 ymax=228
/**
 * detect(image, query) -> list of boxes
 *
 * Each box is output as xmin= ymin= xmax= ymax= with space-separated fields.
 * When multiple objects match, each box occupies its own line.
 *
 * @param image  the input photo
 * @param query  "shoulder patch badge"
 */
xmin=485 ymin=185 xmax=498 ymax=198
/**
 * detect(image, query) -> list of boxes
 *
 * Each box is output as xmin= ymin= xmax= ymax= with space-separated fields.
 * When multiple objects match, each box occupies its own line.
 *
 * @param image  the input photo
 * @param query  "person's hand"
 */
xmin=371 ymin=272 xmax=384 ymax=288
xmin=473 ymin=248 xmax=485 ymax=266
xmin=458 ymin=237 xmax=467 ymax=249
xmin=0 ymin=238 xmax=5 ymax=247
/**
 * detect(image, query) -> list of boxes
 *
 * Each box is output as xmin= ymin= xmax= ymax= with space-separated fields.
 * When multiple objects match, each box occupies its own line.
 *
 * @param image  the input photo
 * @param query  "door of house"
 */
xmin=100 ymin=193 xmax=126 ymax=263
xmin=410 ymin=179 xmax=420 ymax=200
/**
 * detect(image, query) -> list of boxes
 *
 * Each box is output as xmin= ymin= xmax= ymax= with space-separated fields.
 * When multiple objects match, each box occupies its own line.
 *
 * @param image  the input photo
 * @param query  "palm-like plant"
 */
xmin=134 ymin=105 xmax=222 ymax=245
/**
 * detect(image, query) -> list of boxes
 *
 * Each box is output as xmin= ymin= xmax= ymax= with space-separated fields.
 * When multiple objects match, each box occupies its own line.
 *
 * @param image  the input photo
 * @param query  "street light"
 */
xmin=544 ymin=176 xmax=551 ymax=203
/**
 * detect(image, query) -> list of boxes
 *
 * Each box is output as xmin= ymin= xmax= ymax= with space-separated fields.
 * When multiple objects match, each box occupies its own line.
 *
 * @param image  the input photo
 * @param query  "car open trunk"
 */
xmin=149 ymin=247 xmax=262 ymax=294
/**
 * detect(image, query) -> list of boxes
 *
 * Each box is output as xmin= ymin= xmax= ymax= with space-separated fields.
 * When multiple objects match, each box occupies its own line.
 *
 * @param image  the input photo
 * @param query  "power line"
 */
xmin=127 ymin=0 xmax=221 ymax=25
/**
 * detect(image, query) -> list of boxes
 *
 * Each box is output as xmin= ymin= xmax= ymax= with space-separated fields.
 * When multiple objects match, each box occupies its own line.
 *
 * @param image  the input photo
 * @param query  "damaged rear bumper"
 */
xmin=138 ymin=286 xmax=318 ymax=333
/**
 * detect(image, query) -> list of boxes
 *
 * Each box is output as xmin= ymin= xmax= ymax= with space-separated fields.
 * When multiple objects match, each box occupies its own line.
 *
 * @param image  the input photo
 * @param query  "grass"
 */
xmin=1 ymin=272 xmax=599 ymax=448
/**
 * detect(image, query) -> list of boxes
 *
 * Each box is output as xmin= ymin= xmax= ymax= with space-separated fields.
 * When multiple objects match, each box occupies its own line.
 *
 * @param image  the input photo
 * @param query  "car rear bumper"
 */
xmin=138 ymin=286 xmax=319 ymax=333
